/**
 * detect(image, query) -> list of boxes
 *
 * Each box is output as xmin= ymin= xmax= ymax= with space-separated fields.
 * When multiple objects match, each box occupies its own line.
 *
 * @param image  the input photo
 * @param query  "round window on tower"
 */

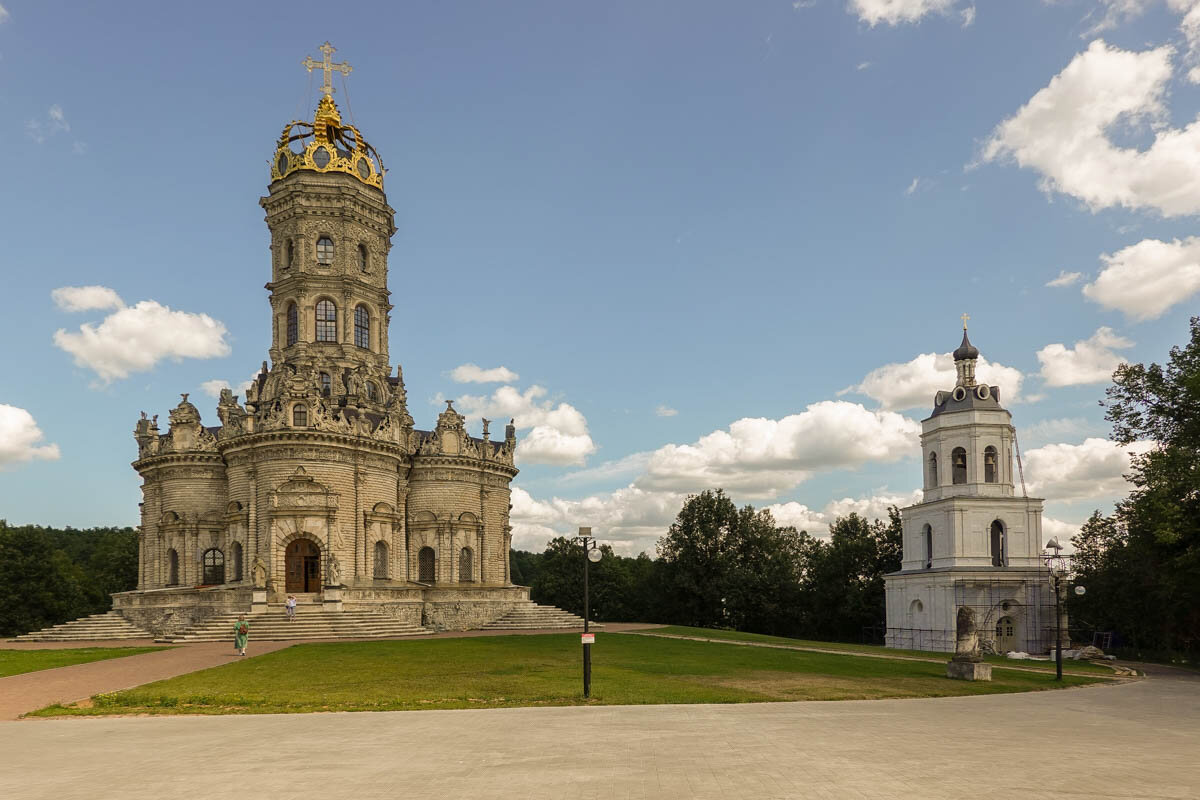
xmin=356 ymin=158 xmax=371 ymax=180
xmin=313 ymin=147 xmax=331 ymax=168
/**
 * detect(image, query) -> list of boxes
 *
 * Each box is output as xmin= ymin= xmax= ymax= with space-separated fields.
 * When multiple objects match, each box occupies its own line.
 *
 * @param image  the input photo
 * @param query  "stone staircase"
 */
xmin=13 ymin=611 xmax=154 ymax=642
xmin=155 ymin=606 xmax=431 ymax=643
xmin=482 ymin=602 xmax=597 ymax=631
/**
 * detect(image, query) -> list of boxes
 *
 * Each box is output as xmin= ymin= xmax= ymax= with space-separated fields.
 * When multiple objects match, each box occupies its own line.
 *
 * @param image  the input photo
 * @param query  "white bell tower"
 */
xmin=885 ymin=322 xmax=1055 ymax=654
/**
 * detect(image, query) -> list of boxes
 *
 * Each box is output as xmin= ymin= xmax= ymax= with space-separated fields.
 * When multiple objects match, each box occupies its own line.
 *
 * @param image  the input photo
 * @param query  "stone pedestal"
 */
xmin=250 ymin=589 xmax=268 ymax=615
xmin=946 ymin=660 xmax=993 ymax=681
xmin=322 ymin=585 xmax=343 ymax=612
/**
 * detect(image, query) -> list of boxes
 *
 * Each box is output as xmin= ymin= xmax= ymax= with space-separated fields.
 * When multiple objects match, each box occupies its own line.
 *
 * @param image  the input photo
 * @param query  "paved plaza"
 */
xmin=0 ymin=652 xmax=1195 ymax=800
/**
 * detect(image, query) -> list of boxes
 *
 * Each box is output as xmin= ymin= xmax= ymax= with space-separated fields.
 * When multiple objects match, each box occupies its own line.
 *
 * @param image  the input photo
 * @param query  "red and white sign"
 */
xmin=581 ymin=633 xmax=595 ymax=644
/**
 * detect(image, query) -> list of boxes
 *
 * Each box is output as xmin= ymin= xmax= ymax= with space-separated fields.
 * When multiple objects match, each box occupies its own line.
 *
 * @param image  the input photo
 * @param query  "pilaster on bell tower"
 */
xmin=259 ymin=42 xmax=397 ymax=380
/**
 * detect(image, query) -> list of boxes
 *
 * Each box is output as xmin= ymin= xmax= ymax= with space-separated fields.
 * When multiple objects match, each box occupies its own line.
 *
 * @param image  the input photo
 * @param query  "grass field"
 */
xmin=31 ymin=632 xmax=1105 ymax=717
xmin=0 ymin=646 xmax=167 ymax=678
xmin=642 ymin=626 xmax=1119 ymax=675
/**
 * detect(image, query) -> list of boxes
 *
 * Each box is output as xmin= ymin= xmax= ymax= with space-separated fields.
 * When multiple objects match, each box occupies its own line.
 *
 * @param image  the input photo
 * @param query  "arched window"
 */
xmin=923 ymin=524 xmax=933 ymax=569
xmin=292 ymin=404 xmax=308 ymax=427
xmin=202 ymin=548 xmax=225 ymax=585
xmin=316 ymin=236 xmax=334 ymax=265
xmin=418 ymin=547 xmax=436 ymax=582
xmin=366 ymin=381 xmax=377 ymax=402
xmin=286 ymin=239 xmax=295 ymax=269
xmin=231 ymin=541 xmax=243 ymax=582
xmin=459 ymin=547 xmax=474 ymax=583
xmin=908 ymin=599 xmax=923 ymax=617
xmin=286 ymin=303 xmax=298 ymax=346
xmin=320 ymin=372 xmax=331 ymax=397
xmin=167 ymin=548 xmax=179 ymax=586
xmin=373 ymin=541 xmax=389 ymax=580
xmin=357 ymin=244 xmax=368 ymax=272
xmin=984 ymin=446 xmax=998 ymax=483
xmin=952 ymin=447 xmax=967 ymax=485
xmin=990 ymin=520 xmax=1006 ymax=567
xmin=354 ymin=305 xmax=370 ymax=349
xmin=928 ymin=452 xmax=938 ymax=487
xmin=315 ymin=300 xmax=337 ymax=342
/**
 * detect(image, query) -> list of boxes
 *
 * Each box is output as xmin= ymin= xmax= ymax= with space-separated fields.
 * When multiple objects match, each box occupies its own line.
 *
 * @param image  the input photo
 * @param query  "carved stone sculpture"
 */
xmin=252 ymin=555 xmax=268 ymax=589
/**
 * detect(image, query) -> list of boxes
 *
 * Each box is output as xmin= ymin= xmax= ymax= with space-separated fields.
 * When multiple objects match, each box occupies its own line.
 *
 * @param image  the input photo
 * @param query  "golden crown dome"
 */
xmin=270 ymin=44 xmax=384 ymax=190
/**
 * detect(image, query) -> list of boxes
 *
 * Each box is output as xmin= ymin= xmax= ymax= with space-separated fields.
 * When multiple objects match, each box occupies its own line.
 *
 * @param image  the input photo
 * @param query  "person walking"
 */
xmin=286 ymin=594 xmax=297 ymax=622
xmin=234 ymin=615 xmax=250 ymax=656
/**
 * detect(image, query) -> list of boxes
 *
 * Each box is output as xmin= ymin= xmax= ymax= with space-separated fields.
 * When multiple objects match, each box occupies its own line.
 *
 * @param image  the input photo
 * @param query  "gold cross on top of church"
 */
xmin=302 ymin=42 xmax=352 ymax=98
xmin=961 ymin=312 xmax=970 ymax=330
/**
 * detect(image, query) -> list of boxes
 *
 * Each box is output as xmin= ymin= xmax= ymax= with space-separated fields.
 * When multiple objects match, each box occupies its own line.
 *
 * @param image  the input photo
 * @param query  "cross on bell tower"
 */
xmin=302 ymin=41 xmax=352 ymax=98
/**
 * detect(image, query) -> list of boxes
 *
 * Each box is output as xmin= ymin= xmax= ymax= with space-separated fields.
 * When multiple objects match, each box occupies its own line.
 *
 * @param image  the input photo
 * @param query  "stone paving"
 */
xmin=1 ymin=634 xmax=1196 ymax=799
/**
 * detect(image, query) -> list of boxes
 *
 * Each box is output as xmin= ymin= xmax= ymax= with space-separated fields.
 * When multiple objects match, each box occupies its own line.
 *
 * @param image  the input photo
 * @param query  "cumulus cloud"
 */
xmin=1024 ymin=437 xmax=1154 ymax=502
xmin=1084 ymin=237 xmax=1200 ymax=320
xmin=767 ymin=490 xmax=923 ymax=537
xmin=980 ymin=40 xmax=1200 ymax=217
xmin=53 ymin=294 xmax=231 ymax=384
xmin=1046 ymin=270 xmax=1083 ymax=288
xmin=849 ymin=0 xmax=956 ymax=26
xmin=0 ymin=405 xmax=60 ymax=468
xmin=1081 ymin=0 xmax=1154 ymax=35
xmin=450 ymin=384 xmax=596 ymax=466
xmin=51 ymin=285 xmax=125 ymax=312
xmin=960 ymin=4 xmax=975 ymax=27
xmin=905 ymin=177 xmax=921 ymax=195
xmin=1037 ymin=327 xmax=1133 ymax=387
xmin=634 ymin=401 xmax=920 ymax=498
xmin=200 ymin=375 xmax=257 ymax=400
xmin=843 ymin=351 xmax=1025 ymax=411
xmin=655 ymin=405 xmax=678 ymax=417
xmin=448 ymin=363 xmax=519 ymax=384
xmin=0 ymin=4 xmax=10 ymax=24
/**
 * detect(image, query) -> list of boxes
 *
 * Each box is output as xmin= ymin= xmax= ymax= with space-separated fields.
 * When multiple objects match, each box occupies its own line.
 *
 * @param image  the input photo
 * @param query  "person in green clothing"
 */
xmin=234 ymin=615 xmax=250 ymax=656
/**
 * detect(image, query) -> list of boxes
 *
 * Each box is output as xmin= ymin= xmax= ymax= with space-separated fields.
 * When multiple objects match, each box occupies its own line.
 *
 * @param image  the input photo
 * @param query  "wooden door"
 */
xmin=286 ymin=539 xmax=321 ymax=593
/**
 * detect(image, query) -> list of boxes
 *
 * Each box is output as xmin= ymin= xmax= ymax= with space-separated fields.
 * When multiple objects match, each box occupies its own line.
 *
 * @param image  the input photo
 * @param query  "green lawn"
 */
xmin=642 ymin=626 xmax=1118 ymax=675
xmin=0 ymin=646 xmax=168 ymax=678
xmin=32 ymin=632 xmax=1103 ymax=717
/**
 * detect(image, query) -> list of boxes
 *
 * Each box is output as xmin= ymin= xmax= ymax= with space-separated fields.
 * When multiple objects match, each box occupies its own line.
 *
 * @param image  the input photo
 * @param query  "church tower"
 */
xmin=885 ymin=322 xmax=1056 ymax=654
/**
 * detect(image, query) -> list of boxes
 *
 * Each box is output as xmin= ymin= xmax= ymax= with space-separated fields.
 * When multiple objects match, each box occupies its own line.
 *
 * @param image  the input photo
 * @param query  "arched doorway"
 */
xmin=202 ymin=548 xmax=225 ymax=585
xmin=285 ymin=539 xmax=321 ymax=592
xmin=418 ymin=546 xmax=436 ymax=582
xmin=995 ymin=615 xmax=1017 ymax=654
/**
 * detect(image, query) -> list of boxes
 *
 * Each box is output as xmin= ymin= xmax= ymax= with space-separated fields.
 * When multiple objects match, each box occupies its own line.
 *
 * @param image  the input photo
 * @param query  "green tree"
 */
xmin=0 ymin=524 xmax=89 ymax=637
xmin=803 ymin=508 xmax=902 ymax=642
xmin=1096 ymin=316 xmax=1200 ymax=654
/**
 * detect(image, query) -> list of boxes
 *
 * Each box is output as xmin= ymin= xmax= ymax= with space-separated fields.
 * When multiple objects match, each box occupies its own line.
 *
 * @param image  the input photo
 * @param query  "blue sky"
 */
xmin=2 ymin=0 xmax=1197 ymax=554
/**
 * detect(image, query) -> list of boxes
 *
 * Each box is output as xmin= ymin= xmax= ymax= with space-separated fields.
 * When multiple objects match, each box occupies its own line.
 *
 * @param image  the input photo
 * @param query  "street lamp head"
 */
xmin=587 ymin=548 xmax=603 ymax=563
xmin=577 ymin=526 xmax=592 ymax=538
xmin=1045 ymin=536 xmax=1063 ymax=554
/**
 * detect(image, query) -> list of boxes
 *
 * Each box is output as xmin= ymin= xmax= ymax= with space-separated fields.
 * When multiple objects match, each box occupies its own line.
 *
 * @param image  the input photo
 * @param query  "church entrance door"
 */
xmin=285 ymin=539 xmax=321 ymax=593
xmin=995 ymin=615 xmax=1017 ymax=654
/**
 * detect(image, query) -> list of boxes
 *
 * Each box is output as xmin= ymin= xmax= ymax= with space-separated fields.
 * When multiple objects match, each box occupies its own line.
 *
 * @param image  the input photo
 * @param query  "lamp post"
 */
xmin=572 ymin=526 xmax=602 ymax=697
xmin=1043 ymin=537 xmax=1068 ymax=681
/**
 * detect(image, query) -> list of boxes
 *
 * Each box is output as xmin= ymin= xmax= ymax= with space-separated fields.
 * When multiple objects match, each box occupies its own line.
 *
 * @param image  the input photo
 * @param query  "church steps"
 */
xmin=481 ymin=603 xmax=599 ymax=631
xmin=155 ymin=609 xmax=431 ymax=643
xmin=13 ymin=611 xmax=155 ymax=642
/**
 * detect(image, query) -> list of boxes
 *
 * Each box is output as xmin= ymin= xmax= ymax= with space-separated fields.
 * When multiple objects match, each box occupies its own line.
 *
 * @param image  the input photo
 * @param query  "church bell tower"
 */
xmin=259 ymin=42 xmax=397 ymax=402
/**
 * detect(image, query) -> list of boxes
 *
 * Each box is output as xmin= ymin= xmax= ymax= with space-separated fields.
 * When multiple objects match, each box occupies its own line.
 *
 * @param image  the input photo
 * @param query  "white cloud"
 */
xmin=1046 ymin=270 xmax=1083 ymax=288
xmin=980 ymin=39 xmax=1200 ymax=217
xmin=960 ymin=4 xmax=975 ymax=27
xmin=843 ymin=351 xmax=1025 ymax=411
xmin=1081 ymin=0 xmax=1154 ymax=35
xmin=1084 ymin=237 xmax=1200 ymax=320
xmin=1037 ymin=327 xmax=1132 ymax=387
xmin=448 ymin=363 xmax=519 ymax=384
xmin=51 ymin=285 xmax=125 ymax=313
xmin=1024 ymin=437 xmax=1154 ymax=502
xmin=767 ymin=489 xmax=923 ymax=537
xmin=655 ymin=404 xmax=678 ymax=417
xmin=1042 ymin=517 xmax=1082 ymax=553
xmin=27 ymin=105 xmax=70 ymax=144
xmin=857 ymin=61 xmax=873 ymax=70
xmin=0 ymin=4 xmax=10 ymax=24
xmin=904 ymin=177 xmax=921 ymax=195
xmin=849 ymin=0 xmax=956 ymax=26
xmin=510 ymin=485 xmax=683 ymax=555
xmin=53 ymin=298 xmax=231 ymax=384
xmin=634 ymin=401 xmax=920 ymax=498
xmin=200 ymin=375 xmax=257 ymax=400
xmin=0 ymin=405 xmax=60 ymax=468
xmin=450 ymin=384 xmax=596 ymax=466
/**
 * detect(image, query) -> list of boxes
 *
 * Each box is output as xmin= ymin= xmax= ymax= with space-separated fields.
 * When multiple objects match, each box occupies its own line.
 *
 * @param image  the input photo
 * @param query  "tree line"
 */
xmin=513 ymin=492 xmax=902 ymax=643
xmin=0 ymin=522 xmax=138 ymax=637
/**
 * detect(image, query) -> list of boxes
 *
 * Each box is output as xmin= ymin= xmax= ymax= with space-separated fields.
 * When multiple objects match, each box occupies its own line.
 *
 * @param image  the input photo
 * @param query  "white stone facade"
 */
xmin=885 ymin=331 xmax=1057 ymax=654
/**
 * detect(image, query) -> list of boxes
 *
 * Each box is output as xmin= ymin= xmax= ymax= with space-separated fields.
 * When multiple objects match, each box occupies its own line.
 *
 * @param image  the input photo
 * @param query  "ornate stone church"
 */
xmin=885 ymin=325 xmax=1060 ymax=655
xmin=103 ymin=45 xmax=569 ymax=639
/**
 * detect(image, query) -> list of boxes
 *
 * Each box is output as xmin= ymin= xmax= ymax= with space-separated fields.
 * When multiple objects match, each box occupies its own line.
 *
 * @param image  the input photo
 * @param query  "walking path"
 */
xmin=1 ymin=662 xmax=1195 ymax=799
